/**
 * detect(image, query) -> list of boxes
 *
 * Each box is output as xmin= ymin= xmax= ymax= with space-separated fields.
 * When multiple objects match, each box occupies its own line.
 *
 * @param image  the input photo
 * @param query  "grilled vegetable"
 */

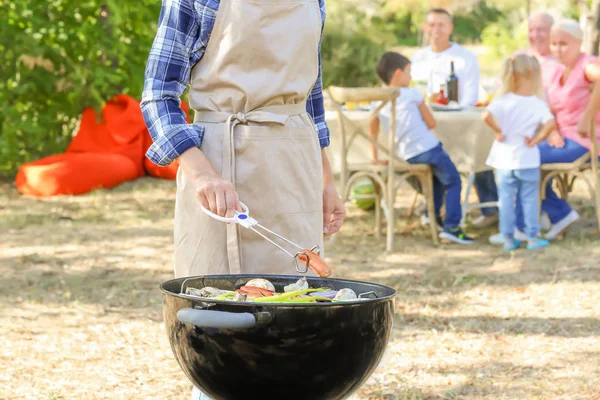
xmin=278 ymin=296 xmax=334 ymax=303
xmin=236 ymin=285 xmax=274 ymax=299
xmin=284 ymin=277 xmax=309 ymax=293
xmin=309 ymin=290 xmax=337 ymax=299
xmin=333 ymin=288 xmax=357 ymax=301
xmin=214 ymin=291 xmax=237 ymax=300
xmin=245 ymin=278 xmax=276 ymax=292
xmin=186 ymin=287 xmax=231 ymax=298
xmin=233 ymin=292 xmax=247 ymax=302
xmin=251 ymin=287 xmax=330 ymax=303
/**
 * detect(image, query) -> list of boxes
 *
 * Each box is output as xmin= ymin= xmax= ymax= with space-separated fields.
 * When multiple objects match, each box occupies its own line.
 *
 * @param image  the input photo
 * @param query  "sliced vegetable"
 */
xmin=308 ymin=290 xmax=337 ymax=299
xmin=251 ymin=287 xmax=330 ymax=303
xmin=245 ymin=278 xmax=276 ymax=292
xmin=284 ymin=277 xmax=309 ymax=293
xmin=214 ymin=291 xmax=237 ymax=300
xmin=237 ymin=286 xmax=274 ymax=297
xmin=186 ymin=287 xmax=232 ymax=298
xmin=297 ymin=249 xmax=332 ymax=278
xmin=278 ymin=296 xmax=334 ymax=303
xmin=333 ymin=288 xmax=357 ymax=301
xmin=233 ymin=292 xmax=247 ymax=302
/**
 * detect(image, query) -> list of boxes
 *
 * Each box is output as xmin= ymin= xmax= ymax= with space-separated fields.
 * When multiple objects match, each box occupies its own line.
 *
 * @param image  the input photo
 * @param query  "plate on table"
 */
xmin=430 ymin=102 xmax=463 ymax=112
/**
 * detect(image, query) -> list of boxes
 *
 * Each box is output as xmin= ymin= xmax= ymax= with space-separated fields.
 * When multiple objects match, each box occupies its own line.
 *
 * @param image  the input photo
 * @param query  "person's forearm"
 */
xmin=483 ymin=112 xmax=501 ymax=133
xmin=530 ymin=120 xmax=556 ymax=146
xmin=177 ymin=147 xmax=219 ymax=180
xmin=584 ymin=83 xmax=600 ymax=118
xmin=321 ymin=149 xmax=335 ymax=187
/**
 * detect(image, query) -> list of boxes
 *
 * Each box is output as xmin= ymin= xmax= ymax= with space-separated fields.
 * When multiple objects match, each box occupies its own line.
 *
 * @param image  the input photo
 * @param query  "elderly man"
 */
xmin=411 ymin=8 xmax=480 ymax=107
xmin=515 ymin=11 xmax=559 ymax=94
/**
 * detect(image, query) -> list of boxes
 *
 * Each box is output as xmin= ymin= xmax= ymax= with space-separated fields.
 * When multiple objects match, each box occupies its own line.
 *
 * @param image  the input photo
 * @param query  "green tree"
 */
xmin=0 ymin=0 xmax=161 ymax=176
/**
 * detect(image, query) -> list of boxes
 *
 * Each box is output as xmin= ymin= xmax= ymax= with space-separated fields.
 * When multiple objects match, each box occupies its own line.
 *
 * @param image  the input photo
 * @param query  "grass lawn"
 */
xmin=2 ymin=174 xmax=599 ymax=399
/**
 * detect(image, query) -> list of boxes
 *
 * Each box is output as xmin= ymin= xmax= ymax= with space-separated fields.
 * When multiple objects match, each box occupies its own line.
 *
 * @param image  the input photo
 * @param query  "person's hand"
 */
xmin=547 ymin=129 xmax=565 ymax=148
xmin=524 ymin=137 xmax=536 ymax=148
xmin=577 ymin=111 xmax=592 ymax=138
xmin=194 ymin=172 xmax=242 ymax=218
xmin=494 ymin=131 xmax=505 ymax=142
xmin=322 ymin=183 xmax=346 ymax=236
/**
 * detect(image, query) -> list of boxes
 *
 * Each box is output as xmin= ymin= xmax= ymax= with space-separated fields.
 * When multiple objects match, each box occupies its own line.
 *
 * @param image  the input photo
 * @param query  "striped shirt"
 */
xmin=141 ymin=0 xmax=329 ymax=166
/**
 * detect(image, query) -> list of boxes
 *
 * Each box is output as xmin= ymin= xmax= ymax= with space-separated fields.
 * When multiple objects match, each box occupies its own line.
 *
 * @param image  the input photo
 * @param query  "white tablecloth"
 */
xmin=324 ymin=108 xmax=495 ymax=175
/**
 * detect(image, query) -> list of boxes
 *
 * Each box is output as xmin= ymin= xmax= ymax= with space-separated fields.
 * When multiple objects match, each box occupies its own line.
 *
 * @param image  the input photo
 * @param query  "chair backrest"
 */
xmin=328 ymin=86 xmax=399 ymax=104
xmin=327 ymin=86 xmax=412 ymax=181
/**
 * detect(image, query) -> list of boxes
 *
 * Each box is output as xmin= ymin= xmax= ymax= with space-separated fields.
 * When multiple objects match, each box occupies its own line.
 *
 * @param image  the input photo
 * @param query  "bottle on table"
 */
xmin=447 ymin=61 xmax=459 ymax=102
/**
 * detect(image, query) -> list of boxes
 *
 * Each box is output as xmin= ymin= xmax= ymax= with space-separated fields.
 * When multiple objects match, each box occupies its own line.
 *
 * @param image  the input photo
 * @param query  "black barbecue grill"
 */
xmin=160 ymin=274 xmax=397 ymax=400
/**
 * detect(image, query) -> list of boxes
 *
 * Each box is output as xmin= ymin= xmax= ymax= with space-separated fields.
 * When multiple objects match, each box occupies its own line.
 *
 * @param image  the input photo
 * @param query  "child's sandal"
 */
xmin=526 ymin=237 xmax=550 ymax=250
xmin=503 ymin=239 xmax=521 ymax=251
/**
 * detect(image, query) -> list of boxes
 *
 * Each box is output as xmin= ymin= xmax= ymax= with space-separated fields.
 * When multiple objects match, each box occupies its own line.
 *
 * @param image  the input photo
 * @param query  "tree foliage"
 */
xmin=0 ymin=0 xmax=160 ymax=175
xmin=1 ymin=0 xmax=572 ymax=176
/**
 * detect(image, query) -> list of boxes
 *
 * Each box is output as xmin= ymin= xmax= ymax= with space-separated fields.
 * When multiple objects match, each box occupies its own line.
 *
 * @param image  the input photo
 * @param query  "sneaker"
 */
xmin=526 ymin=237 xmax=550 ymax=250
xmin=544 ymin=210 xmax=579 ymax=240
xmin=504 ymin=239 xmax=522 ymax=251
xmin=472 ymin=214 xmax=499 ymax=228
xmin=489 ymin=232 xmax=504 ymax=245
xmin=541 ymin=213 xmax=551 ymax=231
xmin=514 ymin=230 xmax=528 ymax=241
xmin=490 ymin=229 xmax=527 ymax=244
xmin=421 ymin=215 xmax=443 ymax=232
xmin=439 ymin=227 xmax=474 ymax=245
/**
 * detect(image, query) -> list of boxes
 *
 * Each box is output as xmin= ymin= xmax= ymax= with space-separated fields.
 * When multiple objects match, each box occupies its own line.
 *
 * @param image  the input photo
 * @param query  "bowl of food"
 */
xmin=161 ymin=274 xmax=397 ymax=399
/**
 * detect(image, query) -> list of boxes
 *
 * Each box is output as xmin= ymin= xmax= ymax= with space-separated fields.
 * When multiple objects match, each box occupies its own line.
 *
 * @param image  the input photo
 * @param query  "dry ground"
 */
xmin=1 ymin=177 xmax=599 ymax=400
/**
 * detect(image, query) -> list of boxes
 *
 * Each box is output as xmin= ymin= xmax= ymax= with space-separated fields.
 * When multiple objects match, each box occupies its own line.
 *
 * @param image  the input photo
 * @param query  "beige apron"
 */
xmin=174 ymin=0 xmax=324 ymax=278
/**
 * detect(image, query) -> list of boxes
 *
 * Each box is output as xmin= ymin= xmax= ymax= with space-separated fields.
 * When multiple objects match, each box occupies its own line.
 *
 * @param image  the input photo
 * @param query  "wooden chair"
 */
xmin=539 ymin=119 xmax=600 ymax=229
xmin=328 ymin=86 xmax=439 ymax=251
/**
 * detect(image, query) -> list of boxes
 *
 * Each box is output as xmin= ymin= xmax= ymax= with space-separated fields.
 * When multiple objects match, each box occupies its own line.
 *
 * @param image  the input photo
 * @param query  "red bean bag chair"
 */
xmin=15 ymin=153 xmax=139 ymax=197
xmin=67 ymin=94 xmax=147 ymax=177
xmin=142 ymin=100 xmax=191 ymax=180
xmin=16 ymin=95 xmax=146 ymax=197
xmin=15 ymin=94 xmax=191 ymax=197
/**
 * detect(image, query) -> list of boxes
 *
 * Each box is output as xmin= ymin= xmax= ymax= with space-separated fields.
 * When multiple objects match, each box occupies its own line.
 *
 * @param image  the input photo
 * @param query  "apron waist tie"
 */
xmin=193 ymin=103 xmax=308 ymax=274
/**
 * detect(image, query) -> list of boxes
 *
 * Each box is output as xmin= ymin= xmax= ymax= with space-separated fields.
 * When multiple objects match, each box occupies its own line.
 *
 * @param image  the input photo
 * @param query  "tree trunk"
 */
xmin=591 ymin=0 xmax=600 ymax=56
xmin=583 ymin=0 xmax=600 ymax=56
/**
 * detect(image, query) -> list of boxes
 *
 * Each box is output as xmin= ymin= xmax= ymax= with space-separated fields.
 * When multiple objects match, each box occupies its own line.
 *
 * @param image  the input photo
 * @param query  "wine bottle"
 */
xmin=447 ymin=61 xmax=459 ymax=102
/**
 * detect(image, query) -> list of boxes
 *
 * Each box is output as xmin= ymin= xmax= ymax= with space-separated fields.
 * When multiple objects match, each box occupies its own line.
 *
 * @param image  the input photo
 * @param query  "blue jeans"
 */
xmin=515 ymin=139 xmax=589 ymax=232
xmin=497 ymin=168 xmax=541 ymax=239
xmin=407 ymin=144 xmax=462 ymax=228
xmin=474 ymin=171 xmax=499 ymax=216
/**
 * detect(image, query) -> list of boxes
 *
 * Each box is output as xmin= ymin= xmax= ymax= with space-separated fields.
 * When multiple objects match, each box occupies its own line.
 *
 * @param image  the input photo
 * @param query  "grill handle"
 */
xmin=177 ymin=309 xmax=257 ymax=329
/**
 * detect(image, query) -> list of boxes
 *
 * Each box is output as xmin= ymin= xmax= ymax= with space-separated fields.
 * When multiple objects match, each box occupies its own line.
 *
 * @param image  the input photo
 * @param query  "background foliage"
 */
xmin=0 ymin=0 xmax=588 ymax=176
xmin=0 ymin=0 xmax=160 ymax=175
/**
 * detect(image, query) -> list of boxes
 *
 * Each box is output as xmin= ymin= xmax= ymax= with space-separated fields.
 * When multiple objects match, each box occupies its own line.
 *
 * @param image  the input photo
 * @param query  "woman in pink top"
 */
xmin=515 ymin=19 xmax=600 ymax=239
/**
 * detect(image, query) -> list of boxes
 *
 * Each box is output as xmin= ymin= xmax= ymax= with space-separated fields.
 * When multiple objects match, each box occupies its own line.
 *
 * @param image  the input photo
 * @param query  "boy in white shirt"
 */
xmin=370 ymin=52 xmax=474 ymax=245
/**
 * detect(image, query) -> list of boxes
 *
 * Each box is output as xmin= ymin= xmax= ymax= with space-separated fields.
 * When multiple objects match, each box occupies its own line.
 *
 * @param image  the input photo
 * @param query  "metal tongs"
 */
xmin=201 ymin=202 xmax=323 ymax=275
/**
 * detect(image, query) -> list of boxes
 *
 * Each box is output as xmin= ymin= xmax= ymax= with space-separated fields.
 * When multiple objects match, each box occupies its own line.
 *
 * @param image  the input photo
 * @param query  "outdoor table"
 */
xmin=324 ymin=107 xmax=498 ymax=222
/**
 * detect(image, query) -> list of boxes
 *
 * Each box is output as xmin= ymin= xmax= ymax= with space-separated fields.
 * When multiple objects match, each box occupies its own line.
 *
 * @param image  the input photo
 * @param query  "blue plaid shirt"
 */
xmin=141 ymin=0 xmax=329 ymax=166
